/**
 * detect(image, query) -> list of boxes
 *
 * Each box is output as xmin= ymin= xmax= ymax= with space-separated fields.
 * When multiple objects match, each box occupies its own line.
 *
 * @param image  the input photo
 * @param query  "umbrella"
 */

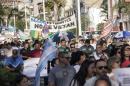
xmin=114 ymin=31 xmax=130 ymax=38
xmin=52 ymin=32 xmax=75 ymax=42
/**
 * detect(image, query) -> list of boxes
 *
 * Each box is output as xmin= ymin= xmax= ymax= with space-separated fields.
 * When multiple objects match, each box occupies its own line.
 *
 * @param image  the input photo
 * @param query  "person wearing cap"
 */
xmin=80 ymin=39 xmax=94 ymax=56
xmin=4 ymin=49 xmax=24 ymax=86
xmin=5 ymin=49 xmax=23 ymax=72
xmin=48 ymin=52 xmax=76 ymax=86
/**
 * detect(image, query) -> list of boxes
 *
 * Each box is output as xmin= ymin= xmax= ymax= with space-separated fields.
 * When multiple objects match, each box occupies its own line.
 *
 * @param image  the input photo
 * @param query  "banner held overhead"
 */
xmin=47 ymin=14 xmax=77 ymax=32
xmin=30 ymin=14 xmax=77 ymax=33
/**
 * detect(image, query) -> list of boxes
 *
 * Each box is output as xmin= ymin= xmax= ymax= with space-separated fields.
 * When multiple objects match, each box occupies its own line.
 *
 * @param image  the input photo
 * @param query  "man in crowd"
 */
xmin=20 ymin=42 xmax=31 ymax=60
xmin=48 ymin=52 xmax=76 ymax=86
xmin=84 ymin=59 xmax=119 ymax=86
xmin=30 ymin=42 xmax=42 ymax=58
xmin=58 ymin=39 xmax=70 ymax=53
xmin=80 ymin=39 xmax=94 ymax=56
xmin=91 ymin=42 xmax=108 ymax=61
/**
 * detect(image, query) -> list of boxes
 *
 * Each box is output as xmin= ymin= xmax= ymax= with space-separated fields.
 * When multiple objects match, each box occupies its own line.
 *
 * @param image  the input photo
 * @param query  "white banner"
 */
xmin=30 ymin=14 xmax=77 ymax=32
xmin=47 ymin=14 xmax=77 ymax=32
xmin=114 ymin=68 xmax=130 ymax=86
xmin=30 ymin=16 xmax=46 ymax=31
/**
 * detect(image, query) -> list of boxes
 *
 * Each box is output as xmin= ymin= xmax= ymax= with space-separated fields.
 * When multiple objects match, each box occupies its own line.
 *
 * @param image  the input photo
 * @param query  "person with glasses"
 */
xmin=48 ymin=52 xmax=76 ymax=86
xmin=84 ymin=59 xmax=119 ymax=86
xmin=80 ymin=39 xmax=94 ymax=56
xmin=70 ymin=43 xmax=77 ymax=53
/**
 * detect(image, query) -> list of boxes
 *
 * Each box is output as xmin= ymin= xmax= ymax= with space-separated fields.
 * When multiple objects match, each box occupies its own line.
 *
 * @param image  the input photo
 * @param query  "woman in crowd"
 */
xmin=70 ymin=60 xmax=95 ymax=86
xmin=120 ymin=45 xmax=130 ymax=67
xmin=70 ymin=51 xmax=86 ymax=73
xmin=113 ymin=47 xmax=121 ymax=60
xmin=107 ymin=56 xmax=120 ymax=80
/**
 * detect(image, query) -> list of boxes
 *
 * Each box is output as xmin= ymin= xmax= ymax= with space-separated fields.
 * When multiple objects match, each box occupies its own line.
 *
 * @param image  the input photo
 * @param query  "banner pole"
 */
xmin=77 ymin=0 xmax=82 ymax=36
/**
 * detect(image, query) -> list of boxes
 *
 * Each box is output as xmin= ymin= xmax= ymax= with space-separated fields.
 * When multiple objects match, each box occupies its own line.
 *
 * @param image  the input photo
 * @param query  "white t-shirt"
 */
xmin=74 ymin=65 xmax=80 ymax=73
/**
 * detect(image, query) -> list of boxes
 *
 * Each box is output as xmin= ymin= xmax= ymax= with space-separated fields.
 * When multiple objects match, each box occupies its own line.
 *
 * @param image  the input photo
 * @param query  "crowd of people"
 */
xmin=0 ymin=37 xmax=130 ymax=86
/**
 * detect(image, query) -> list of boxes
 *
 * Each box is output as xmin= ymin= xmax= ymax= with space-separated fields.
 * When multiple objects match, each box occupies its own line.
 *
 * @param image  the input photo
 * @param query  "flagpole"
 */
xmin=77 ymin=0 xmax=82 ymax=36
xmin=42 ymin=0 xmax=46 ymax=21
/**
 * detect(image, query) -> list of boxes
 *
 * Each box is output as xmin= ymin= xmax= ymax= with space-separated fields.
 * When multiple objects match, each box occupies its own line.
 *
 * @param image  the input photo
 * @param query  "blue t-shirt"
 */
xmin=5 ymin=56 xmax=23 ymax=69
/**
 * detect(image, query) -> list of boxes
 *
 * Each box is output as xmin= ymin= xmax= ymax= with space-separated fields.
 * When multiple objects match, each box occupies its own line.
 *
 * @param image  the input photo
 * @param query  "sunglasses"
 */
xmin=98 ymin=66 xmax=108 ymax=70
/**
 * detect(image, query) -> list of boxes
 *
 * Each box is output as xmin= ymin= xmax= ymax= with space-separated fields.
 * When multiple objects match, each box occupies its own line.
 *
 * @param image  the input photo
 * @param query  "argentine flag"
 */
xmin=34 ymin=39 xmax=57 ymax=86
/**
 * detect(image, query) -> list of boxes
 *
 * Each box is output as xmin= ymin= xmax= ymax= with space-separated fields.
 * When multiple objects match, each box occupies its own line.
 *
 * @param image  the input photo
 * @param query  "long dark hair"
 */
xmin=70 ymin=51 xmax=85 ymax=65
xmin=71 ymin=60 xmax=95 ymax=86
xmin=120 ymin=44 xmax=130 ymax=63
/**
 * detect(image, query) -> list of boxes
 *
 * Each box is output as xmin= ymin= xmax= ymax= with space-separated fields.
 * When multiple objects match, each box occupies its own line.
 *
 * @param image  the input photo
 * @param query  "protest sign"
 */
xmin=30 ymin=14 xmax=76 ymax=33
xmin=47 ymin=14 xmax=77 ymax=32
xmin=114 ymin=68 xmax=130 ymax=86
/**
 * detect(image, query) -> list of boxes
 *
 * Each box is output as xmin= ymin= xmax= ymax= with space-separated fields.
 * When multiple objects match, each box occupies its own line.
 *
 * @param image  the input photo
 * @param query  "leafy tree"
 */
xmin=115 ymin=0 xmax=130 ymax=14
xmin=16 ymin=19 xmax=25 ymax=31
xmin=8 ymin=7 xmax=25 ymax=31
xmin=3 ymin=6 xmax=13 ymax=26
xmin=100 ymin=0 xmax=108 ymax=19
xmin=81 ymin=14 xmax=91 ymax=31
xmin=53 ymin=0 xmax=66 ymax=21
xmin=97 ymin=23 xmax=104 ymax=31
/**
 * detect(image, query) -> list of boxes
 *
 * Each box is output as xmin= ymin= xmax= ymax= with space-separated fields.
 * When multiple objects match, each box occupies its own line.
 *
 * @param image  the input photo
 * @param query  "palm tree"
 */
xmin=9 ymin=7 xmax=25 ymax=31
xmin=53 ymin=0 xmax=66 ymax=21
xmin=100 ymin=0 xmax=108 ymax=19
xmin=115 ymin=0 xmax=130 ymax=15
xmin=2 ymin=6 xmax=12 ymax=26
xmin=113 ymin=0 xmax=130 ymax=30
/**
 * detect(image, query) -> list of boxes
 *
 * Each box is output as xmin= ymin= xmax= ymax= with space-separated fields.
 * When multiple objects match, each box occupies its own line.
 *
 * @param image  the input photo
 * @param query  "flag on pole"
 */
xmin=34 ymin=39 xmax=57 ymax=86
xmin=100 ymin=21 xmax=113 ymax=39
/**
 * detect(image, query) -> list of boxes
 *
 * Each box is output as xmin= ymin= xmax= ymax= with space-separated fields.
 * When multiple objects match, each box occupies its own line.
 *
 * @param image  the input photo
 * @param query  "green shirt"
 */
xmin=58 ymin=46 xmax=70 ymax=53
